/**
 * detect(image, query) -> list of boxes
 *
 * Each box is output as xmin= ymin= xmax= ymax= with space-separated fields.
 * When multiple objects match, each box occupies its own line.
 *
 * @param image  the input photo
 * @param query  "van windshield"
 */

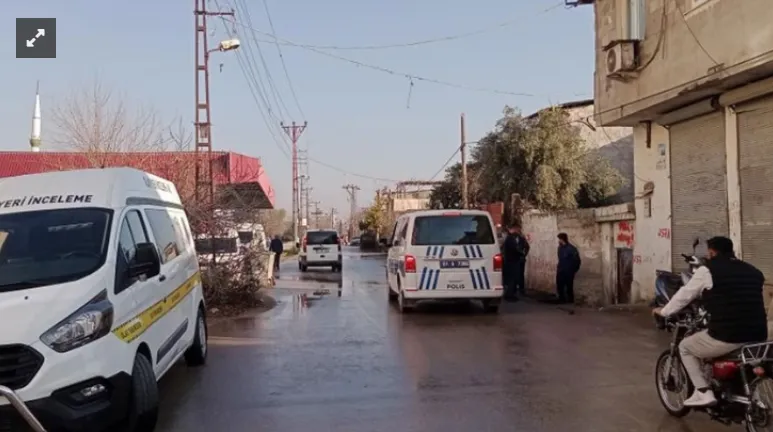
xmin=306 ymin=231 xmax=338 ymax=245
xmin=411 ymin=215 xmax=495 ymax=245
xmin=0 ymin=208 xmax=112 ymax=292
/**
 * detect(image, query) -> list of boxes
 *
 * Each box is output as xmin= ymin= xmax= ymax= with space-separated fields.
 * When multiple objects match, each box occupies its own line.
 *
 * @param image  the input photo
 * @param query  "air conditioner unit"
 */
xmin=604 ymin=40 xmax=639 ymax=77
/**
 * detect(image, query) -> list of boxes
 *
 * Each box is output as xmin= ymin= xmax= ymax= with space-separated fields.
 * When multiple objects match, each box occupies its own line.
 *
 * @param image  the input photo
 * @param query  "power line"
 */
xmin=250 ymin=2 xmax=564 ymax=51
xmin=224 ymin=17 xmax=537 ymax=98
xmin=260 ymin=0 xmax=306 ymax=118
xmin=231 ymin=0 xmax=293 ymax=119
xmin=429 ymin=146 xmax=462 ymax=181
xmin=674 ymin=0 xmax=719 ymax=66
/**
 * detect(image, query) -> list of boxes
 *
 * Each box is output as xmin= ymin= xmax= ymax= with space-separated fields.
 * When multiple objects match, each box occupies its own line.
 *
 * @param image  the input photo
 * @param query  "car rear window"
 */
xmin=411 ymin=215 xmax=495 ymax=245
xmin=306 ymin=231 xmax=338 ymax=245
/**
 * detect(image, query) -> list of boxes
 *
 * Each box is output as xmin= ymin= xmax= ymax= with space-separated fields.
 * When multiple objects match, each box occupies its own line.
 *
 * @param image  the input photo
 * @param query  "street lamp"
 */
xmin=216 ymin=38 xmax=240 ymax=52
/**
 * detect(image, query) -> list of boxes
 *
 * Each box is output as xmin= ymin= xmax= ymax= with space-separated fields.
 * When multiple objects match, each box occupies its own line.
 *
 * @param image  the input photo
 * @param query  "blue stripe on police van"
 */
xmin=432 ymin=269 xmax=439 ymax=289
xmin=475 ymin=245 xmax=483 ymax=258
xmin=469 ymin=269 xmax=478 ymax=289
xmin=426 ymin=246 xmax=432 ymax=258
xmin=463 ymin=245 xmax=470 ymax=258
xmin=419 ymin=267 xmax=428 ymax=290
xmin=439 ymin=246 xmax=445 ymax=259
xmin=481 ymin=267 xmax=491 ymax=290
xmin=475 ymin=269 xmax=484 ymax=290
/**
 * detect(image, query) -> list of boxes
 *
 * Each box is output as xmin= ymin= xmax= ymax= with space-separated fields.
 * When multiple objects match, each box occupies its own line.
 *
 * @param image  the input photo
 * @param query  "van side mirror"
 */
xmin=129 ymin=242 xmax=161 ymax=279
xmin=379 ymin=238 xmax=388 ymax=246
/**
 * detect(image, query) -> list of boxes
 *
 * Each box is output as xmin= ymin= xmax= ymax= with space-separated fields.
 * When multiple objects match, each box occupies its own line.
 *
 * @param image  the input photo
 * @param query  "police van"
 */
xmin=0 ymin=168 xmax=206 ymax=432
xmin=385 ymin=209 xmax=503 ymax=313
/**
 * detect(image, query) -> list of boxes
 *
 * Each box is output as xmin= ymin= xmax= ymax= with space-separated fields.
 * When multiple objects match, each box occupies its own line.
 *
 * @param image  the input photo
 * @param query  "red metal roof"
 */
xmin=0 ymin=151 xmax=275 ymax=208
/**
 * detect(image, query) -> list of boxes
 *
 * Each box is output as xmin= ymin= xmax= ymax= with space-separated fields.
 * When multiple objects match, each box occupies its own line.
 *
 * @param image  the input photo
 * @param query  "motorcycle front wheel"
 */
xmin=655 ymin=349 xmax=692 ymax=417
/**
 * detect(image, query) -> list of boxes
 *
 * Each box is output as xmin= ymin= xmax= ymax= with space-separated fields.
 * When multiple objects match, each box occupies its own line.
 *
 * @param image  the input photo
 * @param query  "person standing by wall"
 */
xmin=502 ymin=222 xmax=530 ymax=301
xmin=269 ymin=234 xmax=284 ymax=272
xmin=556 ymin=233 xmax=581 ymax=304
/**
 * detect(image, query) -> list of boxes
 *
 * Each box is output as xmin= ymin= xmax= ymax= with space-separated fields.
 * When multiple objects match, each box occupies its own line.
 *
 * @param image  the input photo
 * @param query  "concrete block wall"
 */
xmin=523 ymin=209 xmax=604 ymax=305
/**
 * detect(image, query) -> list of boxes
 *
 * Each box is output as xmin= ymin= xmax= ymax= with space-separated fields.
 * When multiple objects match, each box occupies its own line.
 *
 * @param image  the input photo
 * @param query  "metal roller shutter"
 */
xmin=738 ymin=95 xmax=773 ymax=280
xmin=669 ymin=112 xmax=728 ymax=271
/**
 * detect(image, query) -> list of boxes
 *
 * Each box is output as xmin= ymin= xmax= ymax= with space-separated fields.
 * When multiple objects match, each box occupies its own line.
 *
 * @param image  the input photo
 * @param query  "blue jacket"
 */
xmin=557 ymin=243 xmax=581 ymax=274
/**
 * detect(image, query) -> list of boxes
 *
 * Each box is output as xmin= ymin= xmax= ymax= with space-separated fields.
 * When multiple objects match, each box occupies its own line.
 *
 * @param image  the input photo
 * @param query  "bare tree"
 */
xmin=50 ymin=79 xmax=171 ymax=167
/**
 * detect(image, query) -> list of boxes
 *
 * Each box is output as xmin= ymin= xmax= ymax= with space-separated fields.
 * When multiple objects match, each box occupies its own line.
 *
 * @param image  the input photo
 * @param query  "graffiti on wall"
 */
xmin=614 ymin=221 xmax=635 ymax=249
xmin=658 ymin=228 xmax=671 ymax=239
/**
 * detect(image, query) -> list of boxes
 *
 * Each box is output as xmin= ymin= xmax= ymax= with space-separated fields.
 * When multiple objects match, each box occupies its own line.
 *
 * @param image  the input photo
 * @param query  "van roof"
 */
xmin=404 ymin=209 xmax=491 ymax=218
xmin=0 ymin=167 xmax=182 ymax=214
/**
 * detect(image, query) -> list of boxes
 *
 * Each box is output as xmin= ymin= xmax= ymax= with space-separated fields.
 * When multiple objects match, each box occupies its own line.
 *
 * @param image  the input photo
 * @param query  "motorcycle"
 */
xmin=652 ymin=239 xmax=773 ymax=431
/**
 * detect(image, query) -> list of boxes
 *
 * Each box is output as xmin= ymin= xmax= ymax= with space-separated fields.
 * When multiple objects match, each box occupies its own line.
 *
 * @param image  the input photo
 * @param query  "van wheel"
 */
xmin=388 ymin=283 xmax=398 ymax=302
xmin=300 ymin=264 xmax=308 ymax=272
xmin=482 ymin=299 xmax=500 ymax=314
xmin=185 ymin=308 xmax=207 ymax=367
xmin=398 ymin=289 xmax=413 ymax=313
xmin=123 ymin=353 xmax=159 ymax=432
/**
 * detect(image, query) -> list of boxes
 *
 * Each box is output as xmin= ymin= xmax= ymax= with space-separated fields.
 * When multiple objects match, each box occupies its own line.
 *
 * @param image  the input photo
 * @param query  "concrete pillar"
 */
xmin=724 ymin=106 xmax=743 ymax=257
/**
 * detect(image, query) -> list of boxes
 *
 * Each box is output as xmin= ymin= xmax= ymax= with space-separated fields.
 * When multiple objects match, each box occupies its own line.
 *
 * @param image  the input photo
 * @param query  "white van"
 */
xmin=298 ymin=229 xmax=342 ymax=272
xmin=0 ymin=168 xmax=206 ymax=432
xmin=385 ymin=209 xmax=503 ymax=313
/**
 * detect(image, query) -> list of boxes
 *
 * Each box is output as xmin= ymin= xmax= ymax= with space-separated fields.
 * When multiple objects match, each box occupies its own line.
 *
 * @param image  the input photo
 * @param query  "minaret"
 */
xmin=30 ymin=81 xmax=41 ymax=152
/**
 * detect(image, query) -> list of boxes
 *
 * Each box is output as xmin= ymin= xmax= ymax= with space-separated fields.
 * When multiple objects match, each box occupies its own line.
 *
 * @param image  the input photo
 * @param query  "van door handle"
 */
xmin=159 ymin=275 xmax=167 ymax=282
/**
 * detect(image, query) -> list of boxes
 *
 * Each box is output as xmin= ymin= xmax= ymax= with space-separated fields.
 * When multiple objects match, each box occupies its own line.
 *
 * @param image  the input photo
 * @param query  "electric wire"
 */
xmin=224 ymin=17 xmax=537 ymax=97
xmin=232 ymin=0 xmax=293 ymax=119
xmin=251 ymin=2 xmax=564 ymax=51
xmin=261 ymin=0 xmax=306 ymax=119
xmin=673 ymin=0 xmax=719 ymax=66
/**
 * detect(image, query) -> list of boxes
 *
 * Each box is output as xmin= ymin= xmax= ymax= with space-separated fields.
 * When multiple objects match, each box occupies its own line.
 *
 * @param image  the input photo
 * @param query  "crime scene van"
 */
xmin=385 ymin=209 xmax=503 ymax=313
xmin=298 ymin=229 xmax=342 ymax=272
xmin=0 ymin=168 xmax=205 ymax=432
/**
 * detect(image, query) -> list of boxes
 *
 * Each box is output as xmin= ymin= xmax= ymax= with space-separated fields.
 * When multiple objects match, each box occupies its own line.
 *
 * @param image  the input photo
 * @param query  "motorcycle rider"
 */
xmin=653 ymin=236 xmax=767 ymax=407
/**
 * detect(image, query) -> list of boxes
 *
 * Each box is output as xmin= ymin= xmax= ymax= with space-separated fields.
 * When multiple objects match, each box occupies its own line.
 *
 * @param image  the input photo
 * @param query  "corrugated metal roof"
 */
xmin=0 ymin=151 xmax=275 ymax=208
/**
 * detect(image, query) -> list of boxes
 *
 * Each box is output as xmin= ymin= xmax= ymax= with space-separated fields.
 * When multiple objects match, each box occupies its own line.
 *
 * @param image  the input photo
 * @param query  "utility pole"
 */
xmin=304 ymin=186 xmax=312 ymax=229
xmin=460 ymin=113 xmax=469 ymax=209
xmin=311 ymin=201 xmax=323 ymax=229
xmin=194 ymin=0 xmax=234 ymax=207
xmin=331 ymin=208 xmax=337 ymax=230
xmin=298 ymin=150 xmax=309 ymax=237
xmin=281 ymin=121 xmax=307 ymax=243
xmin=342 ymin=184 xmax=360 ymax=240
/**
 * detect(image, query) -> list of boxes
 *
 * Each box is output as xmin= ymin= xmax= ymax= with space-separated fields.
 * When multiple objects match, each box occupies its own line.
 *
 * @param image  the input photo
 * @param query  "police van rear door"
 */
xmin=410 ymin=212 xmax=497 ymax=292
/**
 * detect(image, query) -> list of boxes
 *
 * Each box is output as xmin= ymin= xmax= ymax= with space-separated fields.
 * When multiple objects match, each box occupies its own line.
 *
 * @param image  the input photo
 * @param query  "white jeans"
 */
xmin=679 ymin=330 xmax=742 ymax=389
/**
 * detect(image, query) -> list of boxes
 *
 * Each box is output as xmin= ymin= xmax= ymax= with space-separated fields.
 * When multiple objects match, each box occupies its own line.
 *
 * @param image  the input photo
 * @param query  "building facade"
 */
xmin=590 ymin=0 xmax=773 ymax=301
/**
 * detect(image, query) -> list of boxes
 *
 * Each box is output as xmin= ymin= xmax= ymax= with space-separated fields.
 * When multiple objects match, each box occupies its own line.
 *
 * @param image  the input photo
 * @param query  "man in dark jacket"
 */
xmin=502 ymin=222 xmax=530 ymax=301
xmin=556 ymin=233 xmax=581 ymax=304
xmin=653 ymin=236 xmax=767 ymax=407
xmin=269 ymin=235 xmax=283 ymax=271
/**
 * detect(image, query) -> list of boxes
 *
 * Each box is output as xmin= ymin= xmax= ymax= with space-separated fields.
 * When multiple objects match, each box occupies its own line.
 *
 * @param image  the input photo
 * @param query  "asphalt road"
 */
xmin=156 ymin=246 xmax=726 ymax=432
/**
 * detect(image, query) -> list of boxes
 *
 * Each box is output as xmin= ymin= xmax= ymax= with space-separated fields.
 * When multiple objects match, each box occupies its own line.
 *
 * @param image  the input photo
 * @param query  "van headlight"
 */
xmin=40 ymin=290 xmax=114 ymax=353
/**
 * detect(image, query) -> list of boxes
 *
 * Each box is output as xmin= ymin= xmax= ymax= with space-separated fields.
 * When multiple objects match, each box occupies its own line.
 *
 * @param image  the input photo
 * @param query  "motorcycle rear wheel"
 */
xmin=655 ymin=349 xmax=692 ymax=417
xmin=745 ymin=377 xmax=773 ymax=432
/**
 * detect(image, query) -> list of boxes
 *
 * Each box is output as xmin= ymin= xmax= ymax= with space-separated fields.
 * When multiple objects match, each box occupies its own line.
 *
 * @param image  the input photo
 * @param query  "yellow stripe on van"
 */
xmin=112 ymin=272 xmax=201 ymax=343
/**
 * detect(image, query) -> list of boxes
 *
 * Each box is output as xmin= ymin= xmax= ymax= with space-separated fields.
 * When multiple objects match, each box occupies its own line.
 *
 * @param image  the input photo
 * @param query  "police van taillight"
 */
xmin=404 ymin=255 xmax=417 ymax=273
xmin=493 ymin=253 xmax=503 ymax=271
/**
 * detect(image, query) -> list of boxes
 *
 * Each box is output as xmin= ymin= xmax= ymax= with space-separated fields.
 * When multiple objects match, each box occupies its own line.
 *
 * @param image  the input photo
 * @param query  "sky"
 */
xmin=2 ymin=0 xmax=595 ymax=215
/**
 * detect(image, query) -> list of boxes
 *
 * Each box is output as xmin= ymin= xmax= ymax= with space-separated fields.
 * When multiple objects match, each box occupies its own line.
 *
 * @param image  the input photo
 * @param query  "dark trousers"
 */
xmin=556 ymin=271 xmax=575 ymax=303
xmin=274 ymin=252 xmax=281 ymax=270
xmin=504 ymin=261 xmax=526 ymax=299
